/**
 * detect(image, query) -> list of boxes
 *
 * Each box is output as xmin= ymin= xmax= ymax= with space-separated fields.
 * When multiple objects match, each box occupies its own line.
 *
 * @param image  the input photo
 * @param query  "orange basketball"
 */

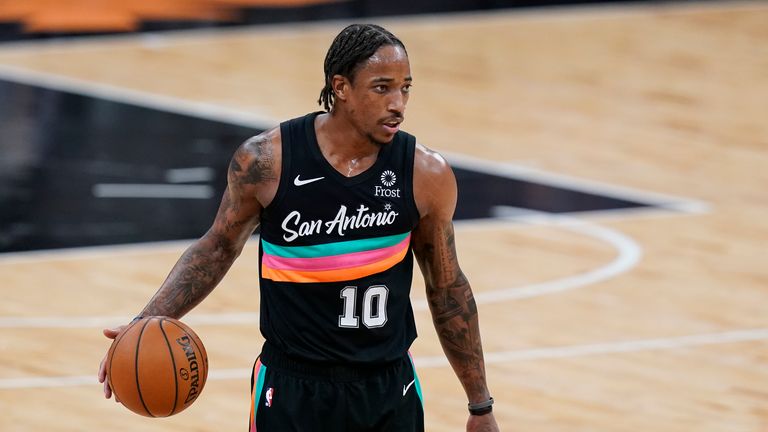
xmin=107 ymin=316 xmax=208 ymax=417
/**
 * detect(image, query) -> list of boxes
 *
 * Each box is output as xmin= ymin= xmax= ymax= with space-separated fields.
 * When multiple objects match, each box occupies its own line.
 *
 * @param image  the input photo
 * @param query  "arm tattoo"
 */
xmin=140 ymin=133 xmax=272 ymax=318
xmin=230 ymin=135 xmax=276 ymax=186
xmin=419 ymin=222 xmax=490 ymax=401
xmin=140 ymin=232 xmax=238 ymax=319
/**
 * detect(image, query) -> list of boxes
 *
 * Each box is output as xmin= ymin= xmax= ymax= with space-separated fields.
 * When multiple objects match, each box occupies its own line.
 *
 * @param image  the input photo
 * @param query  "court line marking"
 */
xmin=92 ymin=183 xmax=215 ymax=199
xmin=415 ymin=327 xmax=768 ymax=367
xmin=0 ymin=313 xmax=261 ymax=329
xmin=0 ymin=146 xmax=707 ymax=263
xmin=469 ymin=209 xmax=642 ymax=303
xmin=2 ymin=328 xmax=766 ymax=389
xmin=165 ymin=167 xmax=215 ymax=184
xmin=0 ymin=211 xmax=639 ymax=328
xmin=446 ymin=151 xmax=709 ymax=214
xmin=0 ymin=238 xmax=202 ymax=265
xmin=0 ymin=64 xmax=278 ymax=128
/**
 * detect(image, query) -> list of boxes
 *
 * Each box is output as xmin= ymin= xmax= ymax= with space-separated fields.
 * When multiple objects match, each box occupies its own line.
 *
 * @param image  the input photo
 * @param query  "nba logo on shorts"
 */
xmin=265 ymin=387 xmax=274 ymax=407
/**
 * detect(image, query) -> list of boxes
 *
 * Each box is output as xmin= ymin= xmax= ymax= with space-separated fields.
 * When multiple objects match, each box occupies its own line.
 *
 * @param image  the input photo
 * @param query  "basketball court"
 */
xmin=0 ymin=1 xmax=767 ymax=430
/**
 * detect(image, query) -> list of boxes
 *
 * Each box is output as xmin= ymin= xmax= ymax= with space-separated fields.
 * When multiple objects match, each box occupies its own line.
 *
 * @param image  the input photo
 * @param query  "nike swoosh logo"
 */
xmin=402 ymin=379 xmax=415 ymax=397
xmin=293 ymin=175 xmax=324 ymax=186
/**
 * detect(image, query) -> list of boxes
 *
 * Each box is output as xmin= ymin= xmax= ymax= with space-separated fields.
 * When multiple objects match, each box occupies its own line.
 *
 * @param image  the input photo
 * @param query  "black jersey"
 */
xmin=257 ymin=112 xmax=420 ymax=364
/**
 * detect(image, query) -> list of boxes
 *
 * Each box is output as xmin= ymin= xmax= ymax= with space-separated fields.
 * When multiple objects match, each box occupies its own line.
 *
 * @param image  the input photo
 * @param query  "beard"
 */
xmin=366 ymin=132 xmax=394 ymax=147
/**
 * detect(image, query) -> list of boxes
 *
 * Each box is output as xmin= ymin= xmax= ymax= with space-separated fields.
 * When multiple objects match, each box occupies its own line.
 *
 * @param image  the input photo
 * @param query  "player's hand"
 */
xmin=467 ymin=412 xmax=500 ymax=431
xmin=98 ymin=325 xmax=127 ymax=400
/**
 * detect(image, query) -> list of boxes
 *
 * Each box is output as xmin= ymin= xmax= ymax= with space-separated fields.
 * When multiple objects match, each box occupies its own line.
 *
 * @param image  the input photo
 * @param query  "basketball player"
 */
xmin=99 ymin=24 xmax=498 ymax=432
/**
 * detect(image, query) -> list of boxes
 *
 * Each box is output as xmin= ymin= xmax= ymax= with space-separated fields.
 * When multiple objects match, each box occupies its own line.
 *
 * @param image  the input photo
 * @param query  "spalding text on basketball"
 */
xmin=176 ymin=336 xmax=201 ymax=404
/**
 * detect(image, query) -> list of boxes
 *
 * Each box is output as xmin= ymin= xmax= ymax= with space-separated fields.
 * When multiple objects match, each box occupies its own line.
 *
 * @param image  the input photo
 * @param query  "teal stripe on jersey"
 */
xmin=408 ymin=353 xmax=424 ymax=408
xmin=253 ymin=363 xmax=267 ymax=423
xmin=262 ymin=232 xmax=409 ymax=258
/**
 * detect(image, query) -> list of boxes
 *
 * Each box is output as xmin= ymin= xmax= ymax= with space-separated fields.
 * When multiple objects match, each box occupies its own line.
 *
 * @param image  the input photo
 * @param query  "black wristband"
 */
xmin=468 ymin=397 xmax=494 ymax=416
xmin=131 ymin=316 xmax=145 ymax=322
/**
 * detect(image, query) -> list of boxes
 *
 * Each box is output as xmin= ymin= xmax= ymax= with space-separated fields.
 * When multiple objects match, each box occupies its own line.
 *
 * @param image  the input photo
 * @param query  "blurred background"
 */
xmin=1 ymin=0 xmax=766 ymax=431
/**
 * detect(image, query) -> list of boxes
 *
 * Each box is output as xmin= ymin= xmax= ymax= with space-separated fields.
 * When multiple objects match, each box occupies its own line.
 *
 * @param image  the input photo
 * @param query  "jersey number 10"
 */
xmin=338 ymin=285 xmax=389 ymax=328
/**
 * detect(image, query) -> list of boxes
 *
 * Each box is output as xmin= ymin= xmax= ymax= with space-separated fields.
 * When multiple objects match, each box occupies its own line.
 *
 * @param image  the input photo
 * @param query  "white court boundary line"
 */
xmin=92 ymin=183 xmax=215 ymax=199
xmin=0 ymin=312 xmax=262 ymax=329
xmin=2 ymin=328 xmax=766 ymax=389
xmin=445 ymin=152 xmax=709 ymax=214
xmin=416 ymin=328 xmax=768 ymax=367
xmin=0 ymin=64 xmax=278 ymax=128
xmin=0 ymin=148 xmax=708 ymax=266
xmin=0 ymin=211 xmax=638 ymax=328
xmin=467 ymin=210 xmax=642 ymax=303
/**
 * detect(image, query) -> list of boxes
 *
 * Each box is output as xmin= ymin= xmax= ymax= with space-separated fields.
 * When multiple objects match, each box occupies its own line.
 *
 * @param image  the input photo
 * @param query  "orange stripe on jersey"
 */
xmin=261 ymin=244 xmax=409 ymax=283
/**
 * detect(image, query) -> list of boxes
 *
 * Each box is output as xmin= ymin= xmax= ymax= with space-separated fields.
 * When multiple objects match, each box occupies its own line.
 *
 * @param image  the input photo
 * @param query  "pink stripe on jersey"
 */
xmin=261 ymin=235 xmax=410 ymax=272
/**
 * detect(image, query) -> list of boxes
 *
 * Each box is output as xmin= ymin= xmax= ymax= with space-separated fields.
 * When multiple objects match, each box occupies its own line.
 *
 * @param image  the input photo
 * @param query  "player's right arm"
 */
xmin=136 ymin=130 xmax=278 ymax=319
xmin=98 ymin=129 xmax=281 ymax=398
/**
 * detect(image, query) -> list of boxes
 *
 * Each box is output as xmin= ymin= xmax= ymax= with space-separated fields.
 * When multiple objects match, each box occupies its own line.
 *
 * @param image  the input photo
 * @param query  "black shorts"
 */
xmin=249 ymin=342 xmax=424 ymax=432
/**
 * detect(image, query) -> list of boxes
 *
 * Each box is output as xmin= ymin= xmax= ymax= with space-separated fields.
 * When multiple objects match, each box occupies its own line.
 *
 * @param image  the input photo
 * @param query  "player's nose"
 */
xmin=387 ymin=91 xmax=406 ymax=114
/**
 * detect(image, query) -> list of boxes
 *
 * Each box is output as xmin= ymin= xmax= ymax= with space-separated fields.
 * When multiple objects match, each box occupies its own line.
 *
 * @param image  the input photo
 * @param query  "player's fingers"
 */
xmin=98 ymin=356 xmax=106 ymax=383
xmin=103 ymin=326 xmax=123 ymax=339
xmin=101 ymin=357 xmax=111 ymax=398
xmin=100 ymin=325 xmax=127 ymax=399
xmin=103 ymin=379 xmax=112 ymax=399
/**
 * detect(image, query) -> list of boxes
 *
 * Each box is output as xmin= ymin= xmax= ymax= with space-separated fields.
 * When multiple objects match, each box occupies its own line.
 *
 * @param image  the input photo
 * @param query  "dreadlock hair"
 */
xmin=318 ymin=24 xmax=407 ymax=112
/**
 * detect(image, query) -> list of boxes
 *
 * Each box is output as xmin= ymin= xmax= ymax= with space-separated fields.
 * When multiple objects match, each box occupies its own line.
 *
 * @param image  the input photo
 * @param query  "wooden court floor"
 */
xmin=1 ymin=1 xmax=767 ymax=430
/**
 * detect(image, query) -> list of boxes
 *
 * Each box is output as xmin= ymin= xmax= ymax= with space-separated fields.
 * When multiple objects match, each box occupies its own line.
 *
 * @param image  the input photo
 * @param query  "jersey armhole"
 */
xmin=404 ymin=134 xmax=421 ymax=225
xmin=263 ymin=121 xmax=292 ymax=212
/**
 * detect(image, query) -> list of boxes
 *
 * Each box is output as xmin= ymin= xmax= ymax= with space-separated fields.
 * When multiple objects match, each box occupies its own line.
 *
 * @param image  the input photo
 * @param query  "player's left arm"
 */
xmin=411 ymin=145 xmax=499 ymax=431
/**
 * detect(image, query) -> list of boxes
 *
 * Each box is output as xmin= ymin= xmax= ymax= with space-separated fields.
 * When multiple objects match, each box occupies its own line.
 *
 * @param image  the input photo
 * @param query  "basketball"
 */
xmin=106 ymin=316 xmax=208 ymax=417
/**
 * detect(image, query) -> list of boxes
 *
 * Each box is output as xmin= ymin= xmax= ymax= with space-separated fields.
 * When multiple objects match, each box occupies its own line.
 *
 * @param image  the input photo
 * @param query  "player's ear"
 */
xmin=332 ymin=75 xmax=349 ymax=102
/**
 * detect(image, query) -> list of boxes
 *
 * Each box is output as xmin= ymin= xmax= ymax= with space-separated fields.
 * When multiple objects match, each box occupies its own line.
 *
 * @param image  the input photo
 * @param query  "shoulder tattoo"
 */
xmin=229 ymin=134 xmax=277 ymax=186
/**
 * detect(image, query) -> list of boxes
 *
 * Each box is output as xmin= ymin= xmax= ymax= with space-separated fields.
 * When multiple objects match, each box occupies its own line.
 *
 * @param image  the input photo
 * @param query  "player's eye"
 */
xmin=374 ymin=85 xmax=388 ymax=93
xmin=402 ymin=84 xmax=412 ymax=93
